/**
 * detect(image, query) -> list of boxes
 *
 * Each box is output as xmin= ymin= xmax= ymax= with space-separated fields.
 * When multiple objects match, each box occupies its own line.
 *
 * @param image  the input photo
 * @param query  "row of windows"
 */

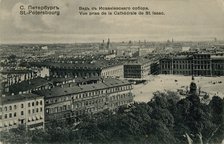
xmin=74 ymin=98 xmax=105 ymax=109
xmin=46 ymin=105 xmax=70 ymax=114
xmin=173 ymin=71 xmax=191 ymax=75
xmin=28 ymin=107 xmax=43 ymax=114
xmin=1 ymin=121 xmax=17 ymax=128
xmin=173 ymin=64 xmax=191 ymax=69
xmin=1 ymin=116 xmax=43 ymax=128
xmin=110 ymin=100 xmax=131 ymax=107
xmin=194 ymin=65 xmax=210 ymax=69
xmin=212 ymin=64 xmax=224 ymax=69
xmin=3 ymin=107 xmax=43 ymax=119
xmin=193 ymin=55 xmax=210 ymax=59
xmin=27 ymin=115 xmax=43 ymax=122
xmin=109 ymin=93 xmax=132 ymax=101
xmin=45 ymin=86 xmax=132 ymax=105
xmin=28 ymin=100 xmax=43 ymax=107
xmin=102 ymin=69 xmax=123 ymax=76
xmin=2 ymin=100 xmax=43 ymax=112
xmin=173 ymin=61 xmax=191 ymax=64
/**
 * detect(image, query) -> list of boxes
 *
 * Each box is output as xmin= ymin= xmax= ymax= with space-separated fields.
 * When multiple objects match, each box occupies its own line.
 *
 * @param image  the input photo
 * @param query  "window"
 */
xmin=36 ymin=101 xmax=39 ymax=106
xmin=32 ymin=109 xmax=35 ymax=113
xmin=14 ymin=113 xmax=17 ymax=117
xmin=9 ymin=106 xmax=12 ymax=110
xmin=36 ymin=108 xmax=39 ymax=113
xmin=28 ymin=103 xmax=30 ymax=107
xmin=21 ymin=104 xmax=24 ymax=108
xmin=28 ymin=110 xmax=31 ymax=114
xmin=14 ymin=105 xmax=17 ymax=110
xmin=5 ymin=114 xmax=7 ymax=119
xmin=21 ymin=111 xmax=24 ymax=116
xmin=32 ymin=102 xmax=34 ymax=106
xmin=4 ymin=106 xmax=7 ymax=111
xmin=9 ymin=113 xmax=12 ymax=118
xmin=40 ymin=107 xmax=42 ymax=112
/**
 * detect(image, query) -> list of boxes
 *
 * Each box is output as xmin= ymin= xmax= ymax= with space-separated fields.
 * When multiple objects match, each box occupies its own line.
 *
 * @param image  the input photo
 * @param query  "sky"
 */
xmin=0 ymin=0 xmax=224 ymax=43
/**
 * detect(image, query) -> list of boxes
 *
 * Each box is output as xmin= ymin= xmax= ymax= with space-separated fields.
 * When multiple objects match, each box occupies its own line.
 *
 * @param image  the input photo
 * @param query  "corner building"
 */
xmin=0 ymin=94 xmax=45 ymax=131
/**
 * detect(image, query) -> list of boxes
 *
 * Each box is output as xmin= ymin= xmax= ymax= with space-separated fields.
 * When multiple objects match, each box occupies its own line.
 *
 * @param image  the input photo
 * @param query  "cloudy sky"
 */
xmin=0 ymin=0 xmax=224 ymax=43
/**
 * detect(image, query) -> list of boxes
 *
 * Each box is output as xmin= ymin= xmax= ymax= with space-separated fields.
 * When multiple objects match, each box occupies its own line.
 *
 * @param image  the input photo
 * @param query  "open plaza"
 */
xmin=133 ymin=75 xmax=224 ymax=102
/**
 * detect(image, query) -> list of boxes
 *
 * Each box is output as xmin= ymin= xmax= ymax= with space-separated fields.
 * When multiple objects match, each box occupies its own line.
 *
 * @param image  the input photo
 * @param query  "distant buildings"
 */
xmin=160 ymin=53 xmax=224 ymax=76
xmin=0 ymin=93 xmax=45 ymax=131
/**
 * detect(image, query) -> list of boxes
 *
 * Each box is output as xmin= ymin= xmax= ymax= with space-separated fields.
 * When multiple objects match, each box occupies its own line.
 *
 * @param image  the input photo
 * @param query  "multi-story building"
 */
xmin=5 ymin=77 xmax=52 ymax=95
xmin=1 ymin=67 xmax=49 ymax=86
xmin=159 ymin=53 xmax=224 ymax=76
xmin=35 ymin=78 xmax=134 ymax=122
xmin=0 ymin=93 xmax=45 ymax=131
xmin=31 ymin=60 xmax=124 ymax=78
xmin=211 ymin=55 xmax=224 ymax=76
xmin=124 ymin=59 xmax=151 ymax=79
xmin=101 ymin=64 xmax=123 ymax=78
xmin=173 ymin=55 xmax=192 ymax=75
xmin=192 ymin=54 xmax=211 ymax=76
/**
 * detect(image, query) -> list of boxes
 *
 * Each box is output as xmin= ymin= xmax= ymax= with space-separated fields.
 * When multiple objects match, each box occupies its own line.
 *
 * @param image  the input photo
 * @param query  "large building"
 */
xmin=159 ymin=53 xmax=224 ymax=76
xmin=124 ymin=58 xmax=151 ymax=79
xmin=31 ymin=60 xmax=124 ymax=79
xmin=101 ymin=64 xmax=123 ymax=78
xmin=0 ymin=93 xmax=45 ymax=131
xmin=35 ymin=78 xmax=134 ymax=122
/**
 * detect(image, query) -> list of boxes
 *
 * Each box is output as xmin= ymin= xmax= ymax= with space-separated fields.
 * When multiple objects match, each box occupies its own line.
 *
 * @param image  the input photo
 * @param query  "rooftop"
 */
xmin=9 ymin=77 xmax=50 ymax=94
xmin=1 ymin=69 xmax=32 ymax=74
xmin=35 ymin=78 xmax=131 ymax=98
xmin=1 ymin=93 xmax=43 ymax=104
xmin=125 ymin=58 xmax=151 ymax=65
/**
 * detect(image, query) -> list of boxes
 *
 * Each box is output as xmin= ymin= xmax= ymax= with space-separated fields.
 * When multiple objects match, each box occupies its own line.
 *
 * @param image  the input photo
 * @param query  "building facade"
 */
xmin=124 ymin=59 xmax=151 ymax=79
xmin=35 ymin=78 xmax=134 ymax=122
xmin=0 ymin=93 xmax=45 ymax=131
xmin=31 ymin=61 xmax=124 ymax=78
xmin=101 ymin=64 xmax=124 ymax=78
xmin=159 ymin=53 xmax=224 ymax=76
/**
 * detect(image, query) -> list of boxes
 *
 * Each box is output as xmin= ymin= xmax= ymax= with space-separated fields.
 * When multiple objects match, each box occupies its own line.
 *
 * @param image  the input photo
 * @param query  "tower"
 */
xmin=106 ymin=38 xmax=110 ymax=49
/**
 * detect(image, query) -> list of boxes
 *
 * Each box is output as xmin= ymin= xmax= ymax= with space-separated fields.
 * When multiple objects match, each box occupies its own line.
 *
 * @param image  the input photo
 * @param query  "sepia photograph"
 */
xmin=0 ymin=0 xmax=224 ymax=143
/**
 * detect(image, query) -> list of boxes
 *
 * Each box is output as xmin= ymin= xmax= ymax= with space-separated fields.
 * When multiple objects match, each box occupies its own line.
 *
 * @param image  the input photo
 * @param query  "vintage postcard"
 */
xmin=0 ymin=0 xmax=224 ymax=143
